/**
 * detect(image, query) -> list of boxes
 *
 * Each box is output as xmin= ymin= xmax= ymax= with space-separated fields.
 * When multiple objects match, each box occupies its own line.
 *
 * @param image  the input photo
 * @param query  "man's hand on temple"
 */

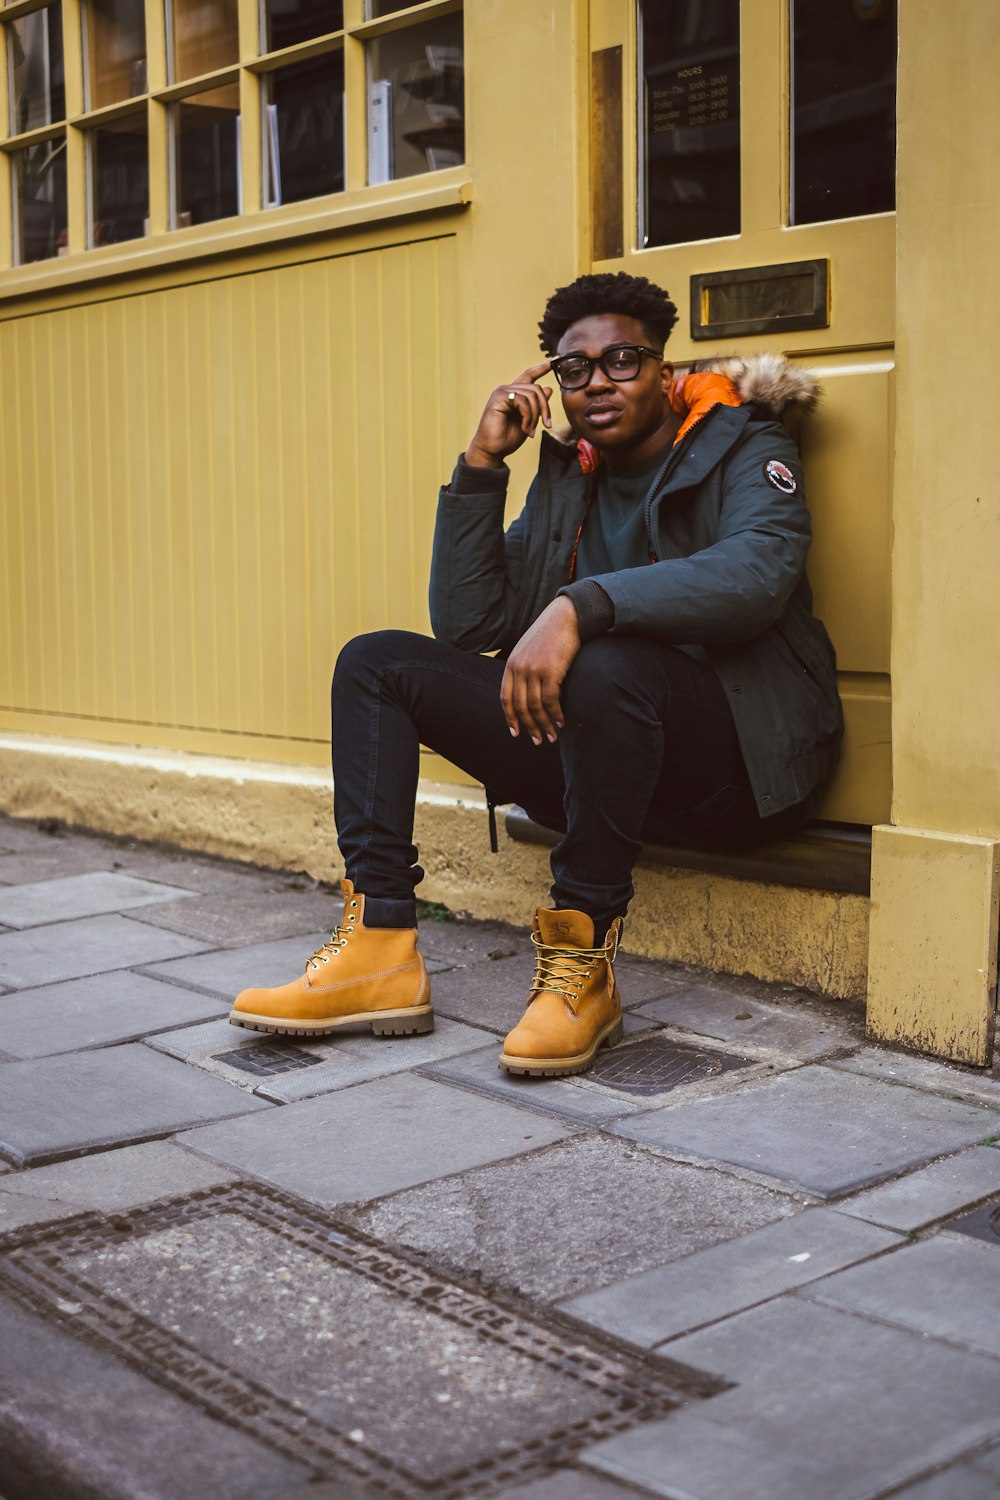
xmin=501 ymin=596 xmax=581 ymax=745
xmin=464 ymin=362 xmax=554 ymax=469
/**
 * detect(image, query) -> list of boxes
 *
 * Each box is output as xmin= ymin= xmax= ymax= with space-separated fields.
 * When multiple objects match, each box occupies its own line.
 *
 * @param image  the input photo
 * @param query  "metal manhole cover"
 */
xmin=943 ymin=1195 xmax=1000 ymax=1246
xmin=0 ymin=1184 xmax=719 ymax=1498
xmin=589 ymin=1036 xmax=751 ymax=1095
xmin=212 ymin=1042 xmax=324 ymax=1076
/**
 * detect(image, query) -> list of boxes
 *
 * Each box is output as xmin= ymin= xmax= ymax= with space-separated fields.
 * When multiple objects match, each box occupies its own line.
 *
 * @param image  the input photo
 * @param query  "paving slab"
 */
xmin=560 ymin=1206 xmax=899 ymax=1347
xmin=416 ymin=919 xmax=536 ymax=968
xmin=141 ymin=931 xmax=333 ymax=996
xmin=0 ymin=1293 xmax=311 ymax=1500
xmin=495 ymin=1471 xmax=654 ymax=1499
xmin=0 ymin=842 xmax=154 ymax=884
xmin=584 ymin=1298 xmax=1000 ymax=1500
xmin=976 ymin=1446 xmax=1000 ymax=1479
xmin=830 ymin=1045 xmax=1000 ymax=1111
xmin=0 ymin=969 xmax=228 ymax=1059
xmin=610 ymin=1065 xmax=1000 ymax=1197
xmin=633 ymin=982 xmax=861 ymax=1060
xmin=0 ymin=871 xmax=198 ymax=930
xmin=419 ymin=1029 xmax=763 ymax=1129
xmin=419 ymin=1043 xmax=648 ymax=1125
xmin=146 ymin=1014 xmax=490 ymax=1101
xmin=428 ymin=950 xmax=683 ymax=1035
xmin=0 ymin=814 xmax=62 ymax=852
xmin=0 ymin=1044 xmax=271 ymax=1167
xmin=0 ymin=1140 xmax=238 ymax=1235
xmin=179 ymin=1071 xmax=574 ymax=1205
xmin=341 ymin=1133 xmax=798 ymax=1303
xmin=892 ymin=1467 xmax=1000 ymax=1499
xmin=804 ymin=1236 xmax=1000 ymax=1358
xmin=134 ymin=885 xmax=348 ymax=947
xmin=0 ymin=914 xmax=208 ymax=990
xmin=834 ymin=1146 xmax=1000 ymax=1230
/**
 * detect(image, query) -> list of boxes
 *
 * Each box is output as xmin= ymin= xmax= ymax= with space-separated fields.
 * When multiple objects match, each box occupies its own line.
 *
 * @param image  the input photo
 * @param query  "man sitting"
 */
xmin=230 ymin=271 xmax=842 ymax=1077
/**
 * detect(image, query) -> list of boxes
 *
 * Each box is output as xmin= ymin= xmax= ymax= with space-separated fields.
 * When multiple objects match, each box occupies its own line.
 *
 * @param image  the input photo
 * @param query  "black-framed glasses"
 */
xmin=549 ymin=343 xmax=663 ymax=391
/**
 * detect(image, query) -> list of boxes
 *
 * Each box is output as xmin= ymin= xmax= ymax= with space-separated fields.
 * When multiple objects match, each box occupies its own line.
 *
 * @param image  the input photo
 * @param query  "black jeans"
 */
xmin=331 ymin=629 xmax=793 ymax=932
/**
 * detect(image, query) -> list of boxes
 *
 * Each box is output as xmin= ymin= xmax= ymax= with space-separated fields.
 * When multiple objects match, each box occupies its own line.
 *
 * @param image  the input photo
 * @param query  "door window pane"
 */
xmin=12 ymin=134 xmax=67 ymax=261
xmin=264 ymin=52 xmax=344 ymax=206
xmin=169 ymin=0 xmax=238 ymax=82
xmin=7 ymin=5 xmax=65 ymax=135
xmin=83 ymin=0 xmax=147 ymax=110
xmin=791 ymin=0 xmax=896 ymax=225
xmin=366 ymin=12 xmax=463 ymax=184
xmin=174 ymin=82 xmax=240 ymax=225
xmin=90 ymin=110 xmax=148 ymax=244
xmin=639 ymin=0 xmax=740 ymax=248
xmin=262 ymin=0 xmax=342 ymax=53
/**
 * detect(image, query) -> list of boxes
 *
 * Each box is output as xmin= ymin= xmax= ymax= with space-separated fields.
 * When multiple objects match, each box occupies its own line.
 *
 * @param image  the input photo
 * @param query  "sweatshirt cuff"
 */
xmin=448 ymin=453 xmax=510 ymax=495
xmin=558 ymin=579 xmax=616 ymax=642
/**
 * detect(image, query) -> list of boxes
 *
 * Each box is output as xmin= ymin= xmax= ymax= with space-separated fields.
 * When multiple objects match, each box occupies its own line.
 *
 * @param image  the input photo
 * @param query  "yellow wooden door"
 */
xmin=588 ymin=0 xmax=895 ymax=826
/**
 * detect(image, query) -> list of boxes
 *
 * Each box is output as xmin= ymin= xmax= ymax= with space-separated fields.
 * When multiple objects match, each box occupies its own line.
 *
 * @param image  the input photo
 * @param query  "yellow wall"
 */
xmin=0 ymin=0 xmax=586 ymax=767
xmin=867 ymin=0 xmax=1000 ymax=1063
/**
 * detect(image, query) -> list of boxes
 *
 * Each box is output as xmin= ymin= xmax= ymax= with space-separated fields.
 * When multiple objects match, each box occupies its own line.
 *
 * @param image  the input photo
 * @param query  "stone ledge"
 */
xmin=0 ymin=732 xmax=869 ymax=999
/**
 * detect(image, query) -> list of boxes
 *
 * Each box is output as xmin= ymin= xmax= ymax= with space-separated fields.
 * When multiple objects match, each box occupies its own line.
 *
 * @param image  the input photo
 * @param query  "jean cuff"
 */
xmin=362 ymin=895 xmax=418 ymax=929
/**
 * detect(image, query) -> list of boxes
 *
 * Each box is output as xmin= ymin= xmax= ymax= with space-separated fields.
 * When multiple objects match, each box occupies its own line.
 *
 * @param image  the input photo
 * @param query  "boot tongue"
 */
xmin=340 ymin=878 xmax=356 ymax=903
xmin=536 ymin=908 xmax=596 ymax=948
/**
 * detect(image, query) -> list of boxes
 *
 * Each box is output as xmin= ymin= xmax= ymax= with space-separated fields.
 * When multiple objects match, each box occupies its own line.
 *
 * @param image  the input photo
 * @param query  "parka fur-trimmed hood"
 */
xmin=691 ymin=353 xmax=819 ymax=417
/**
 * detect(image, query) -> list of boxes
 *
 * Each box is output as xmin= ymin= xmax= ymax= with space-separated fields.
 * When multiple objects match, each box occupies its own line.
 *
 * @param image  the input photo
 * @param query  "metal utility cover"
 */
xmin=589 ymin=1036 xmax=752 ymax=1096
xmin=0 ymin=1185 xmax=716 ymax=1498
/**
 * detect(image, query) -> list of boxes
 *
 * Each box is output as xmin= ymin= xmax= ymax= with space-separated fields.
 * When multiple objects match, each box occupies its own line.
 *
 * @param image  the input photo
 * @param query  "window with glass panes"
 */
xmin=1 ymin=0 xmax=463 ymax=265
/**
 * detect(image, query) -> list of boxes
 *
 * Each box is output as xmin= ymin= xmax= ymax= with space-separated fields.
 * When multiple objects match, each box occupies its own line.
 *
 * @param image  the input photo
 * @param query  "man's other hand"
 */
xmin=464 ymin=363 xmax=554 ymax=469
xmin=501 ymin=597 xmax=581 ymax=745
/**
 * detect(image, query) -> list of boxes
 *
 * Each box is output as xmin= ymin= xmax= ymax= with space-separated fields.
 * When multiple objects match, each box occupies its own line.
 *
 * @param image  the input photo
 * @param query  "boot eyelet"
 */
xmin=351 ymin=900 xmax=358 ymax=907
xmin=321 ymin=956 xmax=329 ymax=964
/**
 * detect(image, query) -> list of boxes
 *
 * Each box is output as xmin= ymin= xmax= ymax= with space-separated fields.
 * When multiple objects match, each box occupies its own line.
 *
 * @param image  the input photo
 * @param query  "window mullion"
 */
xmin=342 ymin=28 xmax=364 ymax=192
xmin=146 ymin=95 xmax=168 ymax=232
xmin=0 ymin=32 xmax=10 ymax=268
xmin=236 ymin=0 xmax=260 ymax=213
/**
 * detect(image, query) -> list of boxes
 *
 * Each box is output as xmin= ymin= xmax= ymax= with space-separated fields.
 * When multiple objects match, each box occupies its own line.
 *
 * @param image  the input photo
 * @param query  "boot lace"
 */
xmin=308 ymin=897 xmax=360 ymax=970
xmin=530 ymin=927 xmax=619 ymax=1006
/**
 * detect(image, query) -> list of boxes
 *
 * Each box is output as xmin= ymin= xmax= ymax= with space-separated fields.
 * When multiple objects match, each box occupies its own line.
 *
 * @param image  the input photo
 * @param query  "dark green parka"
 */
xmin=429 ymin=355 xmax=843 ymax=818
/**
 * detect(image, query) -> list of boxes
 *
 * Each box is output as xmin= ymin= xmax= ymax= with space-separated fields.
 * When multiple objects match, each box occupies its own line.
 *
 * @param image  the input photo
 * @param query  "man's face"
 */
xmin=555 ymin=313 xmax=673 ymax=456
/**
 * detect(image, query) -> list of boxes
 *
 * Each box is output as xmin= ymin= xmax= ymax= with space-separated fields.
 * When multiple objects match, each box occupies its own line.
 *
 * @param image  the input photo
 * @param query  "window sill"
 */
xmin=0 ymin=173 xmax=473 ymax=305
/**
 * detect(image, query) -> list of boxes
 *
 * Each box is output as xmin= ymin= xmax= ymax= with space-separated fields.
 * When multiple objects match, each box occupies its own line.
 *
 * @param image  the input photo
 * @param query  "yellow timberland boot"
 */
xmin=499 ymin=907 xmax=623 ymax=1077
xmin=229 ymin=880 xmax=432 ymax=1038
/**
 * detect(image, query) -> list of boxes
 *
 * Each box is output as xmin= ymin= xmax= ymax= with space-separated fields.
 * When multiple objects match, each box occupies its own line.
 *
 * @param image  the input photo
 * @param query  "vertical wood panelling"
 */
xmin=0 ymin=233 xmax=461 ymax=751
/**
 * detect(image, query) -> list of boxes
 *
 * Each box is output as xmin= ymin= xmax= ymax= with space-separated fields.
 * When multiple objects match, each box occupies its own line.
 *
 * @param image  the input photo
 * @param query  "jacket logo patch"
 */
xmin=764 ymin=459 xmax=797 ymax=494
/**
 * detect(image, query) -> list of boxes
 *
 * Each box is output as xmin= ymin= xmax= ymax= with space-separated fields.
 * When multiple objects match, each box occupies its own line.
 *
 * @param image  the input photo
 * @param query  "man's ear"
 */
xmin=659 ymin=360 xmax=675 ymax=393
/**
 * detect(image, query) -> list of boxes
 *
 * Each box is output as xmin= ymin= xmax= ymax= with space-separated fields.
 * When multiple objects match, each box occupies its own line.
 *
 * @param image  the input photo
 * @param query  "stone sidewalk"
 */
xmin=0 ymin=812 xmax=999 ymax=1500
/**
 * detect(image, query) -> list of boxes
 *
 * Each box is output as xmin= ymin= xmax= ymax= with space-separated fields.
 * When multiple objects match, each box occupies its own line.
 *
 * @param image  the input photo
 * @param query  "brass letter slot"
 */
xmin=690 ymin=259 xmax=829 ymax=340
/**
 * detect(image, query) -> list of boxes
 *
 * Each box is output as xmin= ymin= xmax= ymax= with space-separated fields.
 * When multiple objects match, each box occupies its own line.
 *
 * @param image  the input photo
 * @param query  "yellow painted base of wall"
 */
xmin=0 ymin=732 xmax=867 ymax=999
xmin=867 ymin=825 xmax=1000 ymax=1066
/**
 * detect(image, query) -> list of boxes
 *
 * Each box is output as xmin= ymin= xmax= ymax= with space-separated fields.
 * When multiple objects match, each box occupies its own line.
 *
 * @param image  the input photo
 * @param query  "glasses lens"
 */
xmin=604 ymin=347 xmax=642 ymax=380
xmin=554 ymin=356 xmax=591 ymax=389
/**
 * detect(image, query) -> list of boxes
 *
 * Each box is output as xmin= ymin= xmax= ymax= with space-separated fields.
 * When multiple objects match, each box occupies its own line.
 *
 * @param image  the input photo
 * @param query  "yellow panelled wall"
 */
xmin=0 ymin=0 xmax=585 ymax=769
xmin=0 ymin=235 xmax=461 ymax=762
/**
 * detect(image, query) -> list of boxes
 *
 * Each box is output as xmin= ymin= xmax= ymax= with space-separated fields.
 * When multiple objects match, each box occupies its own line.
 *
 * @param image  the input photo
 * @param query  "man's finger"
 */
xmin=511 ymin=360 xmax=552 ymax=386
xmin=512 ymin=670 xmax=544 ymax=746
xmin=500 ymin=664 xmax=518 ymax=737
xmin=525 ymin=674 xmax=557 ymax=745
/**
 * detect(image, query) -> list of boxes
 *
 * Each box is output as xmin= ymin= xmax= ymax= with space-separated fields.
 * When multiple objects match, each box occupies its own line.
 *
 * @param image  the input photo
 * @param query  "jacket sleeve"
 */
xmin=588 ymin=427 xmax=812 ymax=646
xmin=428 ymin=459 xmax=530 ymax=652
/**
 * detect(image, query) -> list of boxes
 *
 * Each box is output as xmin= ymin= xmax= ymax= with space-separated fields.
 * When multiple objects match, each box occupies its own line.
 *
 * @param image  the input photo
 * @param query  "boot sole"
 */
xmin=498 ymin=1016 xmax=624 ymax=1078
xmin=228 ymin=1004 xmax=434 ymax=1038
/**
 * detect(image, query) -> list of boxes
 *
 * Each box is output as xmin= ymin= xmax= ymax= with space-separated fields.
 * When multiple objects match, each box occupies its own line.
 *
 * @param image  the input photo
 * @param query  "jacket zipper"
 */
xmin=643 ymin=403 xmax=722 ymax=563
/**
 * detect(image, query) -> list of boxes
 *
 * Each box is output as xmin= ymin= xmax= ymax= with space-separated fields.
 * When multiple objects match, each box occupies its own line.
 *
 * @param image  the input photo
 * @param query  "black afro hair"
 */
xmin=538 ymin=272 xmax=679 ymax=356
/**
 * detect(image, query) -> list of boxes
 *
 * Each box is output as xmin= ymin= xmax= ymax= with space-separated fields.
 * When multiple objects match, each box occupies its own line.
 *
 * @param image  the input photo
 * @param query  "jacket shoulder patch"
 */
xmin=763 ymin=459 xmax=797 ymax=494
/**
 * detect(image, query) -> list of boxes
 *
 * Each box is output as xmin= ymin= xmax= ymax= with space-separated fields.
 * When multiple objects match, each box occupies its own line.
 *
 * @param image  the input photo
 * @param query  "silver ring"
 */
xmin=506 ymin=391 xmax=517 ymax=405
